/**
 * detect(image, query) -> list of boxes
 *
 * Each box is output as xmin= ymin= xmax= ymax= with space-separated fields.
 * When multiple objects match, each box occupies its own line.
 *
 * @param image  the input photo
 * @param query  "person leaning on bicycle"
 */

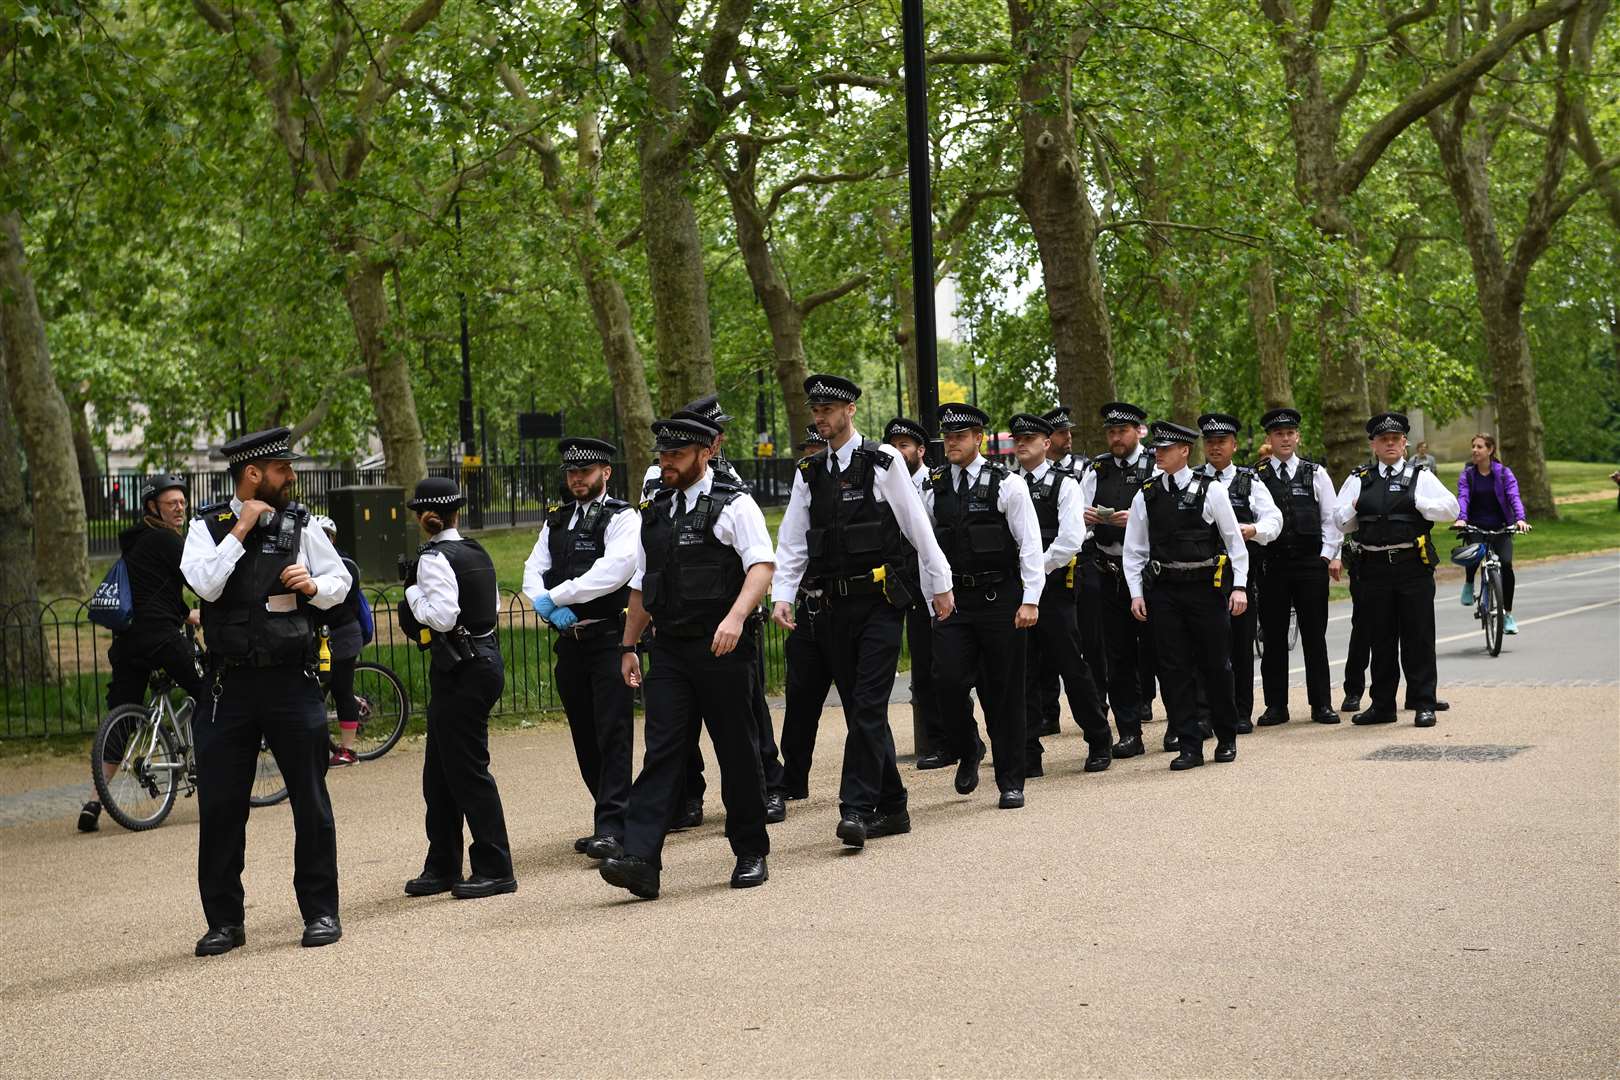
xmin=79 ymin=475 xmax=204 ymax=834
xmin=1455 ymin=433 xmax=1530 ymax=635
xmin=311 ymin=515 xmax=366 ymax=767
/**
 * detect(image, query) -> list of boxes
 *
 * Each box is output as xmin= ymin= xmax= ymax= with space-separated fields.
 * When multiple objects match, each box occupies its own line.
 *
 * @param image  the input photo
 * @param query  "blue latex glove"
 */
xmin=533 ymin=593 xmax=556 ymax=618
xmin=550 ymin=607 xmax=579 ymax=631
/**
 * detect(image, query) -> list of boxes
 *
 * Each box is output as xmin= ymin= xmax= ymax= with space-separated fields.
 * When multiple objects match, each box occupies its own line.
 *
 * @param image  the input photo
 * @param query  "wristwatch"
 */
xmin=619 ymin=643 xmax=638 ymax=655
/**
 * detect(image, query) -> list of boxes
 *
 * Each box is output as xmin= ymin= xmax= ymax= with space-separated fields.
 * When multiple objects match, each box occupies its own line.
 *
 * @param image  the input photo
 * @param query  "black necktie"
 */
xmin=676 ymin=490 xmax=687 ymax=517
xmin=830 ymin=454 xmax=841 ymax=484
xmin=956 ymin=467 xmax=970 ymax=501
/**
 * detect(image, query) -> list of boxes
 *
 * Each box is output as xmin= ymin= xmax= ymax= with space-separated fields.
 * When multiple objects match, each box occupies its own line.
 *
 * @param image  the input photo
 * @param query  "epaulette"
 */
xmin=1142 ymin=476 xmax=1161 ymax=493
xmin=857 ymin=439 xmax=893 ymax=469
xmin=925 ymin=465 xmax=949 ymax=490
xmin=797 ymin=449 xmax=828 ymax=478
xmin=981 ymin=458 xmax=1009 ymax=475
xmin=198 ymin=499 xmax=234 ymax=522
xmin=1092 ymin=451 xmax=1112 ymax=465
xmin=602 ymin=496 xmax=633 ymax=512
xmin=708 ymin=475 xmax=746 ymax=505
xmin=1351 ymin=463 xmax=1375 ymax=480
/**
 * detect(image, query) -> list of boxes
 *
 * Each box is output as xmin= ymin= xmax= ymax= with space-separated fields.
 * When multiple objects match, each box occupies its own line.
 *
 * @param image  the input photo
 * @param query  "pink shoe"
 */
xmin=330 ymin=747 xmax=358 ymax=768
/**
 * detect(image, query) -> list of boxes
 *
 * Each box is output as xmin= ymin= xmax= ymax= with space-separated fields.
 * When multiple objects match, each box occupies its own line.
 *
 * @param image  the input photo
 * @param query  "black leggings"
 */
xmin=328 ymin=654 xmax=360 ymax=726
xmin=1463 ymin=532 xmax=1516 ymax=610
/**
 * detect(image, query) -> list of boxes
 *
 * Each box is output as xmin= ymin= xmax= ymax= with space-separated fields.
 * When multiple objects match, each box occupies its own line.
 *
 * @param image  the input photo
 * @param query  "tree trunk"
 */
xmin=0 ymin=325 xmax=54 ymax=684
xmin=1009 ymin=0 xmax=1116 ymax=428
xmin=0 ymin=210 xmax=91 ymax=598
xmin=638 ymin=145 xmax=717 ymax=413
xmin=579 ymin=254 xmax=656 ymax=469
xmin=1314 ymin=288 xmax=1370 ymax=476
xmin=1246 ymin=256 xmax=1295 ymax=410
xmin=69 ymin=394 xmax=105 ymax=519
xmin=342 ymin=256 xmax=427 ymax=492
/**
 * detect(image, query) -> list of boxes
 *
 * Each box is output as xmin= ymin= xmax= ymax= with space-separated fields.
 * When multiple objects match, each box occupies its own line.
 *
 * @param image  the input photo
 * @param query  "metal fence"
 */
xmin=0 ymin=591 xmax=794 ymax=739
xmin=73 ymin=458 xmax=800 ymax=557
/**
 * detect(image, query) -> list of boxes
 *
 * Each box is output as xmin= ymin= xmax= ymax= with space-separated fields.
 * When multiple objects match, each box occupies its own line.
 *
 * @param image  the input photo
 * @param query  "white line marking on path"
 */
xmin=1325 ymin=559 xmax=1620 ymax=624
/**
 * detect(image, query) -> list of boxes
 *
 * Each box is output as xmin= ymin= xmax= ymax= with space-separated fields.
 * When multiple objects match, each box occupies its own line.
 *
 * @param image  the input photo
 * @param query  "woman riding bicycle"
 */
xmin=313 ymin=516 xmax=366 ymax=767
xmin=1455 ymin=434 xmax=1529 ymax=634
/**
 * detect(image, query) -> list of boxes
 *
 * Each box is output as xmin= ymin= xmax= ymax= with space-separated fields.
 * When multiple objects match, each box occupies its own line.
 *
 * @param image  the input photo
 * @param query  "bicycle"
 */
xmin=1450 ymin=524 xmax=1528 ymax=658
xmin=321 ymin=652 xmax=410 ymax=762
xmin=91 ymin=666 xmax=286 ymax=832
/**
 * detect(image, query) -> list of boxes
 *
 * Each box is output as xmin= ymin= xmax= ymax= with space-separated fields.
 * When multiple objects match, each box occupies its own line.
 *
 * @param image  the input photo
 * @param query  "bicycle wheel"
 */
xmin=92 ymin=705 xmax=181 ymax=831
xmin=1253 ymin=591 xmax=1266 ymax=658
xmin=248 ymin=738 xmax=289 ymax=807
xmin=1483 ymin=565 xmax=1505 ymax=657
xmin=328 ymin=661 xmax=410 ymax=762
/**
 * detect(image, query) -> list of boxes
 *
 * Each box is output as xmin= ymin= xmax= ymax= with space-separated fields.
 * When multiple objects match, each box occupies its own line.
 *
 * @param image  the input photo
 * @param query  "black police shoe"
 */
xmin=1163 ymin=730 xmax=1180 ymax=753
xmin=954 ymin=742 xmax=986 ymax=795
xmin=1413 ymin=710 xmax=1438 ymax=728
xmin=600 ymin=855 xmax=660 ymax=900
xmin=866 ymin=808 xmax=912 ymax=839
xmin=671 ymin=799 xmax=704 ymax=832
xmin=730 ymin=855 xmax=768 ymax=889
xmin=1136 ymin=702 xmax=1153 ymax=726
xmin=1351 ymin=707 xmax=1398 ymax=726
xmin=584 ymin=836 xmax=624 ymax=861
xmin=1025 ymin=758 xmax=1045 ymax=779
xmin=452 ymin=874 xmax=518 ymax=899
xmin=77 ymin=800 xmax=101 ymax=833
xmin=1169 ymin=749 xmax=1204 ymax=771
xmin=998 ymin=789 xmax=1025 ymax=810
xmin=1257 ymin=708 xmax=1290 ymax=727
xmin=301 ymin=915 xmax=342 ymax=948
xmin=914 ymin=750 xmax=958 ymax=770
xmin=785 ymin=786 xmax=810 ymax=801
xmin=573 ymin=835 xmax=593 ymax=854
xmin=1083 ymin=746 xmax=1112 ymax=772
xmin=836 ymin=811 xmax=868 ymax=849
xmin=1040 ymin=717 xmax=1061 ymax=737
xmin=1340 ymin=694 xmax=1363 ymax=713
xmin=1112 ymin=734 xmax=1145 ymax=758
xmin=1312 ymin=705 xmax=1342 ymax=725
xmin=765 ymin=792 xmax=787 ymax=824
xmin=1233 ymin=717 xmax=1254 ymax=735
xmin=194 ymin=925 xmax=245 ymax=957
xmin=1213 ymin=740 xmax=1238 ymax=764
xmin=404 ymin=873 xmax=458 ymax=896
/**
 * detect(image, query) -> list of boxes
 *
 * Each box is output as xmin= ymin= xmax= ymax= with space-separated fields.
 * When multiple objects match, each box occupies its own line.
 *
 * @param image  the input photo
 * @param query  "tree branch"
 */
xmin=1329 ymin=45 xmax=1370 ymax=116
xmin=1385 ymin=0 xmax=1439 ymax=36
xmin=798 ymin=273 xmax=871 ymax=317
xmin=763 ymin=167 xmax=880 ymax=219
xmin=1096 ymin=218 xmax=1266 ymax=246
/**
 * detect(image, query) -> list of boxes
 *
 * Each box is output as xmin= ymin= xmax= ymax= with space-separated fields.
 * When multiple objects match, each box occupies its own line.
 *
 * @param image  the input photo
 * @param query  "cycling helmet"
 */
xmin=311 ymin=514 xmax=338 ymax=537
xmin=140 ymin=474 xmax=188 ymax=510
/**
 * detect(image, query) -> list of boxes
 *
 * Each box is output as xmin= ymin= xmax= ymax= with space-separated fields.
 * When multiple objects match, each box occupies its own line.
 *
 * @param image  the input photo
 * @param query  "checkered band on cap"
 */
xmin=1009 ymin=413 xmax=1054 ymax=436
xmin=1198 ymin=413 xmax=1240 ymax=436
xmin=1149 ymin=420 xmax=1197 ymax=445
xmin=1041 ymin=406 xmax=1074 ymax=429
xmin=884 ymin=417 xmax=927 ymax=444
xmin=1100 ymin=402 xmax=1147 ymax=426
xmin=410 ymin=494 xmax=462 ymax=505
xmin=1366 ymin=412 xmax=1410 ymax=436
xmin=937 ymin=402 xmax=988 ymax=430
xmin=803 ymin=424 xmax=828 ymax=445
xmin=1261 ymin=407 xmax=1302 ymax=430
xmin=225 ymin=436 xmax=290 ymax=464
xmin=804 ymin=374 xmax=861 ymax=403
xmin=652 ymin=418 xmax=716 ymax=446
xmin=560 ymin=439 xmax=615 ymax=466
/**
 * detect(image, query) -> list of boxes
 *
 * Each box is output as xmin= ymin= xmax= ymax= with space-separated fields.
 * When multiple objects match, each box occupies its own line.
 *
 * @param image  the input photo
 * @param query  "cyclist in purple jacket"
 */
xmin=1455 ymin=434 xmax=1529 ymax=634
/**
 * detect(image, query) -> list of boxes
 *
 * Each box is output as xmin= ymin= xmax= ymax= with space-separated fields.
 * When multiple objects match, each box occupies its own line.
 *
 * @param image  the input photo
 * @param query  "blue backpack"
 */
xmin=356 ymin=589 xmax=375 ymax=647
xmin=88 ymin=559 xmax=135 ymax=632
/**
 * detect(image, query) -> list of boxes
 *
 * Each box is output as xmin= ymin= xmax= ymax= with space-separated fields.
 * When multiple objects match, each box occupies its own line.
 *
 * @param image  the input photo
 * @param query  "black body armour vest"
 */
xmin=198 ymin=501 xmax=315 ymax=666
xmin=1143 ymin=473 xmax=1221 ymax=564
xmin=926 ymin=461 xmax=1018 ymax=577
xmin=1025 ymin=464 xmax=1074 ymax=548
xmin=542 ymin=498 xmax=633 ymax=622
xmin=1198 ymin=464 xmax=1259 ymax=525
xmin=800 ymin=440 xmax=913 ymax=583
xmin=399 ymin=537 xmax=499 ymax=648
xmin=1353 ymin=463 xmax=1432 ymax=547
xmin=639 ymin=477 xmax=748 ymax=636
xmin=1256 ymin=458 xmax=1323 ymax=551
xmin=1090 ymin=452 xmax=1153 ymax=549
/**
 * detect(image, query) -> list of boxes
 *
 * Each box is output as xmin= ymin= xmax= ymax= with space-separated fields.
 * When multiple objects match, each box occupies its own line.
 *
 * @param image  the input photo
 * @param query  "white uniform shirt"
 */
xmin=1087 ymin=446 xmax=1146 ymax=555
xmin=1123 ymin=465 xmax=1251 ymax=598
xmin=920 ymin=454 xmax=1046 ymax=605
xmin=1019 ymin=460 xmax=1088 ymax=575
xmin=1259 ymin=453 xmax=1343 ymax=559
xmin=1202 ymin=463 xmax=1284 ymax=546
xmin=1333 ymin=459 xmax=1460 ymax=534
xmin=630 ymin=467 xmax=775 ymax=591
xmin=772 ymin=429 xmax=953 ymax=605
xmin=521 ymin=490 xmax=639 ymax=623
xmin=405 ymin=528 xmax=501 ymax=633
xmin=182 ymin=497 xmax=350 ymax=609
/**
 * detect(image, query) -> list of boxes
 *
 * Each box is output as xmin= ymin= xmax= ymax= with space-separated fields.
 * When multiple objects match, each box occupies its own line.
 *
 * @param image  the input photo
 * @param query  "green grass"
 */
xmin=1427 ymin=460 xmax=1619 ymax=563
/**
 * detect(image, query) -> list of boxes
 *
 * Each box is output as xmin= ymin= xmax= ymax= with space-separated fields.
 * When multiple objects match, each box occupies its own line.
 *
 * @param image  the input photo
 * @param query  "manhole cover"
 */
xmin=1364 ymin=744 xmax=1531 ymax=762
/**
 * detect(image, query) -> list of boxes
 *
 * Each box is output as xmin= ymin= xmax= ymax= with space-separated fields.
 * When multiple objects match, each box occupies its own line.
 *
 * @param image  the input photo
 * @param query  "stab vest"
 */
xmin=639 ymin=477 xmax=748 ymax=635
xmin=1353 ymin=463 xmax=1432 ymax=547
xmin=1200 ymin=464 xmax=1260 ymax=559
xmin=1143 ymin=473 xmax=1221 ymax=564
xmin=1089 ymin=451 xmax=1154 ymax=549
xmin=1256 ymin=457 xmax=1323 ymax=550
xmin=399 ymin=537 xmax=499 ymax=647
xmin=1025 ymin=463 xmax=1074 ymax=548
xmin=800 ymin=440 xmax=913 ymax=582
xmin=542 ymin=497 xmax=634 ymax=622
xmin=926 ymin=461 xmax=1018 ymax=576
xmin=197 ymin=501 xmax=315 ymax=666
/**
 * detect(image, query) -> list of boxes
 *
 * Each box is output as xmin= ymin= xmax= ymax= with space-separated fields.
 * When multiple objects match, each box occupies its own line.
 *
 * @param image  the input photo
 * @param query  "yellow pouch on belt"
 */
xmin=1213 ymin=554 xmax=1228 ymax=589
xmin=1065 ymin=556 xmax=1078 ymax=589
xmin=1417 ymin=534 xmax=1433 ymax=566
xmin=872 ymin=566 xmax=887 ymax=583
xmin=317 ymin=632 xmax=332 ymax=674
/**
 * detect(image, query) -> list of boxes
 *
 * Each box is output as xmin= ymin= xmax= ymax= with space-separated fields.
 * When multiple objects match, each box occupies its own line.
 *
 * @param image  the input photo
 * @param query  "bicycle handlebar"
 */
xmin=1450 ymin=524 xmax=1529 ymax=536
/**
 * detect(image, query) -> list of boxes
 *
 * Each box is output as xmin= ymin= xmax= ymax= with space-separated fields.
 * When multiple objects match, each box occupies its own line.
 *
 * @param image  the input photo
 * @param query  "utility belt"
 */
xmin=555 ymin=617 xmax=623 ymax=643
xmin=210 ymin=651 xmax=307 ymax=671
xmin=1357 ymin=535 xmax=1436 ymax=567
xmin=1090 ymin=547 xmax=1125 ymax=575
xmin=951 ymin=569 xmax=1007 ymax=590
xmin=431 ymin=626 xmax=498 ymax=669
xmin=807 ymin=563 xmax=917 ymax=610
xmin=1143 ymin=554 xmax=1232 ymax=593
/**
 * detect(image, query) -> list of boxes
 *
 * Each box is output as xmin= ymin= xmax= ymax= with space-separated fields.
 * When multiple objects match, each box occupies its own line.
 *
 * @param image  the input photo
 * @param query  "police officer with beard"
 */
xmin=523 ymin=438 xmax=638 ymax=862
xmin=400 ymin=477 xmax=515 ymax=900
xmin=180 ymin=428 xmax=350 ymax=956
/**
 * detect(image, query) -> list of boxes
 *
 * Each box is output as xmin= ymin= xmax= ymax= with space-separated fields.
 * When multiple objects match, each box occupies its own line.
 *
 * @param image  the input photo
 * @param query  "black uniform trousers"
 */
xmin=554 ymin=632 xmax=633 ymax=841
xmin=1259 ymin=547 xmax=1332 ymax=710
xmin=1229 ymin=599 xmax=1258 ymax=722
xmin=422 ymin=645 xmax=511 ymax=880
xmin=193 ymin=663 xmax=337 ymax=928
xmin=1098 ymin=562 xmax=1151 ymax=737
xmin=1357 ymin=555 xmax=1439 ymax=713
xmin=1026 ymin=573 xmax=1110 ymax=769
xmin=906 ymin=600 xmax=949 ymax=753
xmin=106 ymin=627 xmax=204 ymax=711
xmin=1343 ymin=562 xmax=1372 ymax=699
xmin=681 ymin=619 xmax=786 ymax=801
xmin=811 ymin=593 xmax=909 ymax=818
xmin=933 ymin=585 xmax=1027 ymax=793
xmin=625 ymin=634 xmax=769 ymax=868
xmin=1076 ymin=561 xmax=1110 ymax=707
xmin=1147 ymin=576 xmax=1239 ymax=748
xmin=780 ymin=601 xmax=834 ymax=797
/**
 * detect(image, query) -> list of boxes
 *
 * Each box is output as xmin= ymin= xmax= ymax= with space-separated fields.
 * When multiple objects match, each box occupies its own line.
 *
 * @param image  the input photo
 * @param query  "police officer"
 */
xmin=180 ymin=428 xmax=350 ymax=955
xmin=1123 ymin=421 xmax=1251 ymax=770
xmin=1084 ymin=403 xmax=1156 ymax=756
xmin=922 ymin=402 xmax=1043 ymax=809
xmin=603 ymin=416 xmax=776 ymax=899
xmin=1036 ymin=405 xmax=1106 ymax=738
xmin=1197 ymin=413 xmax=1283 ymax=732
xmin=399 ymin=477 xmax=515 ymax=899
xmin=522 ymin=438 xmax=638 ymax=862
xmin=772 ymin=377 xmax=955 ymax=848
xmin=778 ymin=425 xmax=836 ymax=798
xmin=1008 ymin=412 xmax=1111 ymax=776
xmin=1333 ymin=413 xmax=1459 ymax=728
xmin=1253 ymin=408 xmax=1343 ymax=727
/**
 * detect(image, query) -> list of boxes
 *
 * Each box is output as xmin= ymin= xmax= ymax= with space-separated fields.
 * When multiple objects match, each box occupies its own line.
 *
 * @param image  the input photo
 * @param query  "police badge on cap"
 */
xmin=1148 ymin=420 xmax=1198 ymax=448
xmin=559 ymin=437 xmax=616 ymax=470
xmin=1099 ymin=401 xmax=1147 ymax=427
xmin=1041 ymin=406 xmax=1074 ymax=431
xmin=1365 ymin=411 xmax=1410 ymax=437
xmin=1260 ymin=407 xmax=1302 ymax=431
xmin=937 ymin=402 xmax=989 ymax=432
xmin=651 ymin=416 xmax=719 ymax=451
xmin=804 ymin=373 xmax=861 ymax=404
xmin=883 ymin=416 xmax=927 ymax=446
xmin=677 ymin=394 xmax=733 ymax=427
xmin=220 ymin=427 xmax=302 ymax=466
xmin=1198 ymin=412 xmax=1241 ymax=438
xmin=407 ymin=476 xmax=466 ymax=511
xmin=1008 ymin=412 xmax=1054 ymax=437
xmin=799 ymin=424 xmax=828 ymax=450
